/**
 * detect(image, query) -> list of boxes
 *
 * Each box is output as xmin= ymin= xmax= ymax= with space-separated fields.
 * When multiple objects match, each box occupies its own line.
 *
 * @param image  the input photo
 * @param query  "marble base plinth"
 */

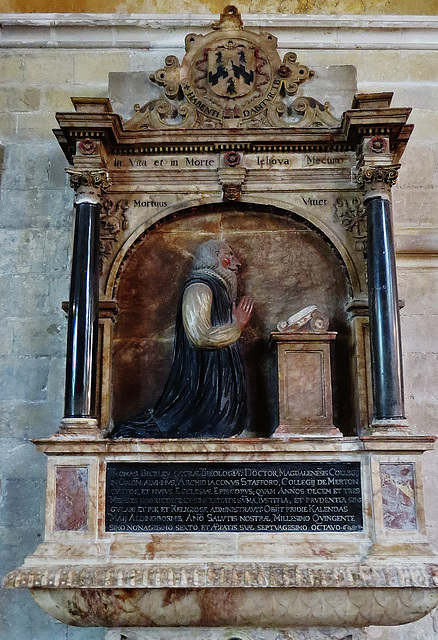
xmin=4 ymin=435 xmax=438 ymax=629
xmin=27 ymin=583 xmax=438 ymax=628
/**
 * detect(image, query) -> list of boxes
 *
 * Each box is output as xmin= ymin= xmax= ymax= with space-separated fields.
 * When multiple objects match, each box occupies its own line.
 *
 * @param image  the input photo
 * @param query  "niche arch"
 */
xmin=111 ymin=201 xmax=356 ymax=436
xmin=104 ymin=196 xmax=363 ymax=300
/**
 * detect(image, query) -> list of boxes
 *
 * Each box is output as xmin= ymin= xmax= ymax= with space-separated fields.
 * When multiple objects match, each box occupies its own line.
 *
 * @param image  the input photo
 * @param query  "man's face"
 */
xmin=218 ymin=245 xmax=241 ymax=273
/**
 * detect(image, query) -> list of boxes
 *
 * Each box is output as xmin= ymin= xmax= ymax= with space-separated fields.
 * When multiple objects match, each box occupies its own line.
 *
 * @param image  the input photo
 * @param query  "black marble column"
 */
xmin=64 ymin=200 xmax=101 ymax=417
xmin=366 ymin=194 xmax=405 ymax=420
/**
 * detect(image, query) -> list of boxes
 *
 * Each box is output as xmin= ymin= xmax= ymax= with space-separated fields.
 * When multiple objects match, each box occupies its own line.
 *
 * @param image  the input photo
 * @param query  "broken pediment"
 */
xmin=124 ymin=5 xmax=338 ymax=130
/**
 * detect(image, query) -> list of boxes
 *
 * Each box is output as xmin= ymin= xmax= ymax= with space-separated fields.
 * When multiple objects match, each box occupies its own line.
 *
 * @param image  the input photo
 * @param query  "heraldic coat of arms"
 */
xmin=125 ymin=5 xmax=339 ymax=130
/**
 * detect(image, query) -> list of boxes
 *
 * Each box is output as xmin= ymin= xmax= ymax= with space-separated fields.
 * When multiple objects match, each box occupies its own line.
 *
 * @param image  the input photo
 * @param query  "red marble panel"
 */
xmin=380 ymin=463 xmax=417 ymax=530
xmin=54 ymin=466 xmax=88 ymax=532
xmin=113 ymin=203 xmax=352 ymax=433
xmin=284 ymin=351 xmax=324 ymax=420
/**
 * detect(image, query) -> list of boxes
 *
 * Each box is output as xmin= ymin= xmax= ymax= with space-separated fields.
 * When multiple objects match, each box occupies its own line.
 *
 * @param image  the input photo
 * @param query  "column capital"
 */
xmin=67 ymin=169 xmax=111 ymax=205
xmin=355 ymin=164 xmax=400 ymax=201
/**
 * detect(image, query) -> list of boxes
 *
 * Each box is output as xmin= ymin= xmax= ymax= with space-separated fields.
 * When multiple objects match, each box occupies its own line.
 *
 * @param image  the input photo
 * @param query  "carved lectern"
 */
xmin=271 ymin=331 xmax=341 ymax=437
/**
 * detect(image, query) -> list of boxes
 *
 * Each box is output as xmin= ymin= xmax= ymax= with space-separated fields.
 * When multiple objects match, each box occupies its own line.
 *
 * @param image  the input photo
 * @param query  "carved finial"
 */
xmin=212 ymin=5 xmax=244 ymax=31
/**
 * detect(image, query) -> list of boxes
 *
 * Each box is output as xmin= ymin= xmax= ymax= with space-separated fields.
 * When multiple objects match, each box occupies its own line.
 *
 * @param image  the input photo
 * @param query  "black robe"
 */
xmin=111 ymin=270 xmax=247 ymax=438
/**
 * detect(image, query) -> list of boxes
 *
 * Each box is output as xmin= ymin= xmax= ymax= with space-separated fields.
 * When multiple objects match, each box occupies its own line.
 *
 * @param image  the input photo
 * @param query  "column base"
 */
xmin=53 ymin=417 xmax=102 ymax=439
xmin=369 ymin=417 xmax=412 ymax=436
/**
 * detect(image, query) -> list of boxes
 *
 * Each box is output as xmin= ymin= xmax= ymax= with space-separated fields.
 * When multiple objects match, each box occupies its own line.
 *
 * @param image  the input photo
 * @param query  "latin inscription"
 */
xmin=113 ymin=155 xmax=217 ymax=169
xmin=105 ymin=462 xmax=362 ymax=533
xmin=301 ymin=197 xmax=327 ymax=206
xmin=304 ymin=154 xmax=349 ymax=167
xmin=241 ymin=77 xmax=282 ymax=118
xmin=112 ymin=153 xmax=352 ymax=171
xmin=132 ymin=199 xmax=168 ymax=208
xmin=245 ymin=153 xmax=352 ymax=170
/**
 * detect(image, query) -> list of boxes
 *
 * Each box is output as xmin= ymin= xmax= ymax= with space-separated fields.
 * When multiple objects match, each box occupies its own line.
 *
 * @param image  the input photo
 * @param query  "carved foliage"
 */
xmin=333 ymin=197 xmax=367 ymax=254
xmin=67 ymin=169 xmax=110 ymax=192
xmin=100 ymin=199 xmax=130 ymax=265
xmin=355 ymin=165 xmax=400 ymax=190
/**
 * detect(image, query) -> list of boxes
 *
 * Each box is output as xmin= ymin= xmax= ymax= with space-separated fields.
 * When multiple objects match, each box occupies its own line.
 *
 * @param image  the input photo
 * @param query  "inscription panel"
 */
xmin=105 ymin=462 xmax=362 ymax=533
xmin=112 ymin=152 xmax=354 ymax=171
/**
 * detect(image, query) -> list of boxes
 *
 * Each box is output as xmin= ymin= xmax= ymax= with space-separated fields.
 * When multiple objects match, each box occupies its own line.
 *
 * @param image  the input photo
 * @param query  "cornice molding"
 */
xmin=1 ymin=13 xmax=438 ymax=50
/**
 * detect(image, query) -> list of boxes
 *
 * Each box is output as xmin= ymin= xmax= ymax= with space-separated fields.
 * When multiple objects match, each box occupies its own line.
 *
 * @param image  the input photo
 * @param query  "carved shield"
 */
xmin=207 ymin=44 xmax=255 ymax=98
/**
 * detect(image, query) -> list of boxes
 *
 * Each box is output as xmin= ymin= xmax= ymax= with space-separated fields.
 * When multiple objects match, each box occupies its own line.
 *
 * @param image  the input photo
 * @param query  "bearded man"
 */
xmin=112 ymin=239 xmax=253 ymax=438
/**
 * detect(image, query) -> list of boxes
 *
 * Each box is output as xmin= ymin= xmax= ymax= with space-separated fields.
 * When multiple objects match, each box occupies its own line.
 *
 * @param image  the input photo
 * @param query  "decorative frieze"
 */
xmin=5 ymin=561 xmax=438 ymax=590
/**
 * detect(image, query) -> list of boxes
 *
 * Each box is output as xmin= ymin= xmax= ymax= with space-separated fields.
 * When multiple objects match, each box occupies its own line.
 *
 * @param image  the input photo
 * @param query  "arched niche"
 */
xmin=111 ymin=201 xmax=355 ymax=436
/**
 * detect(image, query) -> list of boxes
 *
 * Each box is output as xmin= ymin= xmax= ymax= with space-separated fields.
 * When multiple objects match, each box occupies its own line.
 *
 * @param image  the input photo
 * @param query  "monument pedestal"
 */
xmin=4 ymin=435 xmax=438 ymax=629
xmin=3 ymin=9 xmax=435 ymax=637
xmin=271 ymin=332 xmax=342 ymax=438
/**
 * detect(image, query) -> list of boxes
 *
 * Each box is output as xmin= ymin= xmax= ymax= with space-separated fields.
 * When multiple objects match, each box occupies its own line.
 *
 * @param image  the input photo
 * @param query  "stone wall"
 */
xmin=0 ymin=13 xmax=437 ymax=640
xmin=1 ymin=1 xmax=438 ymax=14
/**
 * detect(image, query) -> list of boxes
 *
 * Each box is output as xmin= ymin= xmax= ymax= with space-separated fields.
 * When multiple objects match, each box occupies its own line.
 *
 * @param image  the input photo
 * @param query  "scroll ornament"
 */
xmin=277 ymin=305 xmax=329 ymax=333
xmin=67 ymin=169 xmax=111 ymax=205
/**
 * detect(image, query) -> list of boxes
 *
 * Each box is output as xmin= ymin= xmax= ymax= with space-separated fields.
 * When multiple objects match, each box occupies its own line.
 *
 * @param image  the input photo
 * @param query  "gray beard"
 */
xmin=215 ymin=265 xmax=238 ymax=300
xmin=192 ymin=265 xmax=238 ymax=300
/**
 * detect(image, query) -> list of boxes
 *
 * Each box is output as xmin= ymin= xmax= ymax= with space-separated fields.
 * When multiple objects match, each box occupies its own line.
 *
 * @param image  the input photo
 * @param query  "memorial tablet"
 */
xmin=106 ymin=462 xmax=362 ymax=533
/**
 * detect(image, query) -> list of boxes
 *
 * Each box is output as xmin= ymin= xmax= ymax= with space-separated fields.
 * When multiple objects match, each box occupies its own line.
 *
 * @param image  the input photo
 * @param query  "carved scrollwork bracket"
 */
xmin=67 ymin=169 xmax=111 ymax=205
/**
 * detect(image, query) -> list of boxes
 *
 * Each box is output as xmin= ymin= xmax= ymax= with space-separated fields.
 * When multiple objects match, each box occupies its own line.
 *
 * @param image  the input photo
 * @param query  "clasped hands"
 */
xmin=232 ymin=296 xmax=253 ymax=330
